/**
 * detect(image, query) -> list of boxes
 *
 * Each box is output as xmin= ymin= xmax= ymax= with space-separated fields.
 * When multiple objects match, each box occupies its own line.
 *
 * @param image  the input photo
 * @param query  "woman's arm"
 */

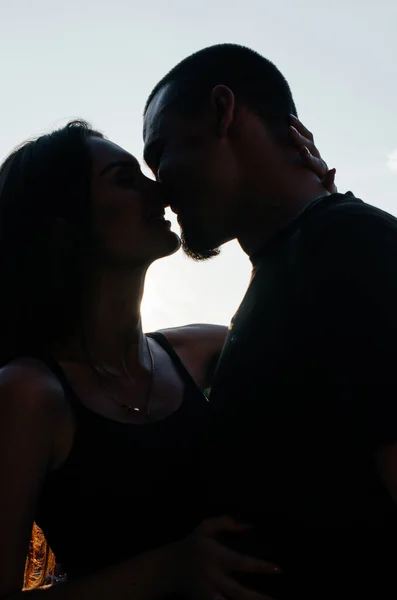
xmin=11 ymin=546 xmax=178 ymax=600
xmin=160 ymin=324 xmax=228 ymax=389
xmin=0 ymin=360 xmax=277 ymax=600
xmin=0 ymin=361 xmax=177 ymax=600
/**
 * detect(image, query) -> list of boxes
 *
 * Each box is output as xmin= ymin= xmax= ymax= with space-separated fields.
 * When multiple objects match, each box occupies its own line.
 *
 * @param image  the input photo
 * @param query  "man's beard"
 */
xmin=180 ymin=227 xmax=220 ymax=262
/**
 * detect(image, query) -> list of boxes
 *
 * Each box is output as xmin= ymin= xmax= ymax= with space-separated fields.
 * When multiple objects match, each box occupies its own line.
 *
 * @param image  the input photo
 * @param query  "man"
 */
xmin=143 ymin=44 xmax=397 ymax=598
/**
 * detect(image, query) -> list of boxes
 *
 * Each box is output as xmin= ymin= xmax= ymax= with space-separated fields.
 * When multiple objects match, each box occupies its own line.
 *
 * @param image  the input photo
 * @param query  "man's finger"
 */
xmin=220 ymin=546 xmax=282 ymax=575
xmin=200 ymin=515 xmax=252 ymax=536
xmin=218 ymin=575 xmax=275 ymax=600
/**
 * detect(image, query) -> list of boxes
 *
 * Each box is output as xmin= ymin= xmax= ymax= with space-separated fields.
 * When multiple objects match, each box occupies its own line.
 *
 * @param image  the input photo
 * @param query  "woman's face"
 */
xmin=88 ymin=136 xmax=180 ymax=267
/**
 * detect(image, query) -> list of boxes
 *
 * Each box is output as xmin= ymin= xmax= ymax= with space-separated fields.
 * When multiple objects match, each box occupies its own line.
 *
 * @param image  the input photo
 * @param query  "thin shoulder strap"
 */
xmin=147 ymin=331 xmax=204 ymax=394
xmin=35 ymin=353 xmax=83 ymax=411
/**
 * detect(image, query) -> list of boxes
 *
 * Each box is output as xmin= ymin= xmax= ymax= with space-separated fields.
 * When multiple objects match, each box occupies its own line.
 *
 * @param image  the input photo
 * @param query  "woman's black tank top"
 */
xmin=35 ymin=332 xmax=210 ymax=580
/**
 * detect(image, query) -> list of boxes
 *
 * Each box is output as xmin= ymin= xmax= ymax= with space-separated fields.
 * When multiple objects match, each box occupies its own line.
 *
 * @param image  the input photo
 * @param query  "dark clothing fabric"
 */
xmin=204 ymin=193 xmax=397 ymax=598
xmin=36 ymin=332 xmax=209 ymax=580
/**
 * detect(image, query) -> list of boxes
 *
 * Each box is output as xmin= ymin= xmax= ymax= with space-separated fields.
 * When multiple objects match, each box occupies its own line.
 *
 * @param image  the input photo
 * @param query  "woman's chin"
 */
xmin=153 ymin=231 xmax=181 ymax=260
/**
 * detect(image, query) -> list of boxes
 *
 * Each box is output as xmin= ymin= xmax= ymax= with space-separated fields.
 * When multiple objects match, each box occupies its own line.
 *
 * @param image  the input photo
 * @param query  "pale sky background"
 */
xmin=0 ymin=0 xmax=396 ymax=331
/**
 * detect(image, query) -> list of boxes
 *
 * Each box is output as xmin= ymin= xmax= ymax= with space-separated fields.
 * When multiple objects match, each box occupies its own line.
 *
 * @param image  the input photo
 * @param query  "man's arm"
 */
xmin=306 ymin=203 xmax=397 ymax=494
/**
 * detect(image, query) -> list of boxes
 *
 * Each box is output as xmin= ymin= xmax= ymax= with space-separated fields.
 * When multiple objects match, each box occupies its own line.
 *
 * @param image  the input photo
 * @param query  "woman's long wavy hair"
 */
xmin=0 ymin=121 xmax=103 ymax=588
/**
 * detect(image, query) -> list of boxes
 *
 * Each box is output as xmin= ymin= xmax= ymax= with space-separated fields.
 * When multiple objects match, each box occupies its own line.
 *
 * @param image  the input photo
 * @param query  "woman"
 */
xmin=0 ymin=119 xmax=334 ymax=599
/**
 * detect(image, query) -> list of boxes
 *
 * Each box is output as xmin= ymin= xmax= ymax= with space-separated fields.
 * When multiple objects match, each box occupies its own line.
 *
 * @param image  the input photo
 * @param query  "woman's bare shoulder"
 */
xmin=0 ymin=357 xmax=74 ymax=469
xmin=0 ymin=357 xmax=65 ymax=399
xmin=0 ymin=357 xmax=71 ymax=432
xmin=157 ymin=323 xmax=227 ymax=349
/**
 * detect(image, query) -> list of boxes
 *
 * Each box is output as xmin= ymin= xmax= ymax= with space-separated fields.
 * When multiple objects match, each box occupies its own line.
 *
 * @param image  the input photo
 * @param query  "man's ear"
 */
xmin=210 ymin=85 xmax=235 ymax=138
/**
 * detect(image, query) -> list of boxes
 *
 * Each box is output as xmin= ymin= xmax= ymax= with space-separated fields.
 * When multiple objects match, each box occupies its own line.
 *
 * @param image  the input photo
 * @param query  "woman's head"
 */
xmin=87 ymin=134 xmax=179 ymax=266
xmin=0 ymin=121 xmax=179 ymax=361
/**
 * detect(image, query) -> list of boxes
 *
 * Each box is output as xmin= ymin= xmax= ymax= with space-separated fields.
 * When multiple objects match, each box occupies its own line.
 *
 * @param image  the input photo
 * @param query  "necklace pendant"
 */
xmin=124 ymin=405 xmax=140 ymax=413
xmin=92 ymin=335 xmax=154 ymax=417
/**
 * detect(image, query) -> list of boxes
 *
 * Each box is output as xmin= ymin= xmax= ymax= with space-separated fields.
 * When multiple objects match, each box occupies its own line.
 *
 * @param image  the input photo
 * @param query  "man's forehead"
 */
xmin=143 ymin=83 xmax=181 ymax=144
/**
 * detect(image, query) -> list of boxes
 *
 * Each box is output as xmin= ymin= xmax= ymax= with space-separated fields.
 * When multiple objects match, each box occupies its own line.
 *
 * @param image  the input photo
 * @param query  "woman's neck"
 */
xmin=78 ymin=265 xmax=149 ymax=372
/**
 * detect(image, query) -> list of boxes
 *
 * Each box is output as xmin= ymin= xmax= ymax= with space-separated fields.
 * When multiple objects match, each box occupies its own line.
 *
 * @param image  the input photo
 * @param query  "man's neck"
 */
xmin=238 ymin=180 xmax=330 ymax=257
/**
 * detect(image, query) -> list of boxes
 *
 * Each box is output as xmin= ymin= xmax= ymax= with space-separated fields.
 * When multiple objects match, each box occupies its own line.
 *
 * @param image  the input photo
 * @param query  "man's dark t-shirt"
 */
xmin=203 ymin=193 xmax=397 ymax=598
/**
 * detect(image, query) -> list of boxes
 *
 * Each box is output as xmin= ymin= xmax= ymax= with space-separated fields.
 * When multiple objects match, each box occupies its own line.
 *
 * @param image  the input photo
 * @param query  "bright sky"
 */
xmin=1 ymin=0 xmax=396 ymax=331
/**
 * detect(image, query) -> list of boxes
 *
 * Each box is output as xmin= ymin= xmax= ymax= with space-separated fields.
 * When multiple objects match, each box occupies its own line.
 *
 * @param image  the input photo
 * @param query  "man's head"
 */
xmin=143 ymin=43 xmax=298 ymax=260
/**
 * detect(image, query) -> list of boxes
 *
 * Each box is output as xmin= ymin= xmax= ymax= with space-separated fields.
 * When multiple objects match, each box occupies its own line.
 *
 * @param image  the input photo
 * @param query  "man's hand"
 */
xmin=289 ymin=114 xmax=337 ymax=194
xmin=376 ymin=443 xmax=397 ymax=504
xmin=177 ymin=516 xmax=281 ymax=600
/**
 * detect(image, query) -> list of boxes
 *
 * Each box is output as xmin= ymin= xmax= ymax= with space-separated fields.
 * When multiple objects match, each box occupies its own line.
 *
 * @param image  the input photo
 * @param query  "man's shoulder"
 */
xmin=290 ymin=193 xmax=397 ymax=260
xmin=253 ymin=194 xmax=396 ymax=270
xmin=302 ymin=193 xmax=397 ymax=236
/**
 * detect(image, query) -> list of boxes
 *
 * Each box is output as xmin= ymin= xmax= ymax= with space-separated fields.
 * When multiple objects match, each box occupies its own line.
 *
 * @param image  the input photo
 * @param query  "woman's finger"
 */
xmin=289 ymin=126 xmax=321 ymax=159
xmin=299 ymin=146 xmax=329 ymax=178
xmin=292 ymin=127 xmax=337 ymax=193
xmin=219 ymin=546 xmax=281 ymax=575
xmin=322 ymin=167 xmax=338 ymax=194
xmin=218 ymin=575 xmax=275 ymax=600
xmin=289 ymin=124 xmax=321 ymax=160
xmin=299 ymin=148 xmax=337 ymax=193
xmin=289 ymin=114 xmax=314 ymax=142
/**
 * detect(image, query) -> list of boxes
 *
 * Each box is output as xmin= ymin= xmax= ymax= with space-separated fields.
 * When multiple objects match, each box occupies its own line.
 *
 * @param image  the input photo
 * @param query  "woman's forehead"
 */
xmin=88 ymin=137 xmax=137 ymax=172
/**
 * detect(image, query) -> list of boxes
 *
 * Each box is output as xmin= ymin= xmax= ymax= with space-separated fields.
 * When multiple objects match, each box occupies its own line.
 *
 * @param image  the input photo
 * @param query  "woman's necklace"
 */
xmin=90 ymin=335 xmax=155 ymax=417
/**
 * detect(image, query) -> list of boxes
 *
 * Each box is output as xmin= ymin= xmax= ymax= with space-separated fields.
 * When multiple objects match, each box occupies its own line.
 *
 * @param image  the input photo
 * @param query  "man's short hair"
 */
xmin=144 ymin=43 xmax=298 ymax=126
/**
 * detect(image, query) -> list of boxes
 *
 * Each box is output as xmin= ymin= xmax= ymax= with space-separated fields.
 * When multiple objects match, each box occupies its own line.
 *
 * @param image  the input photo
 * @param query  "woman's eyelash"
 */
xmin=116 ymin=168 xmax=139 ymax=184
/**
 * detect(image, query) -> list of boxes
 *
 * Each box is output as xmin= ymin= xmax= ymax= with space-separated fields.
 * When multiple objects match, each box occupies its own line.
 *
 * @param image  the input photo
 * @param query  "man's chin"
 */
xmin=180 ymin=232 xmax=221 ymax=262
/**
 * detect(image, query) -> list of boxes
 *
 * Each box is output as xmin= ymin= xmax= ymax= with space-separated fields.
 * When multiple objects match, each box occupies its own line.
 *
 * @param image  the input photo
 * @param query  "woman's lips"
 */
xmin=148 ymin=216 xmax=171 ymax=228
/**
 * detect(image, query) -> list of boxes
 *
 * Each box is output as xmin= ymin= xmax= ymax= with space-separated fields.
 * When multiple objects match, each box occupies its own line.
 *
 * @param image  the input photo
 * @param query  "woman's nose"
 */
xmin=145 ymin=177 xmax=169 ymax=208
